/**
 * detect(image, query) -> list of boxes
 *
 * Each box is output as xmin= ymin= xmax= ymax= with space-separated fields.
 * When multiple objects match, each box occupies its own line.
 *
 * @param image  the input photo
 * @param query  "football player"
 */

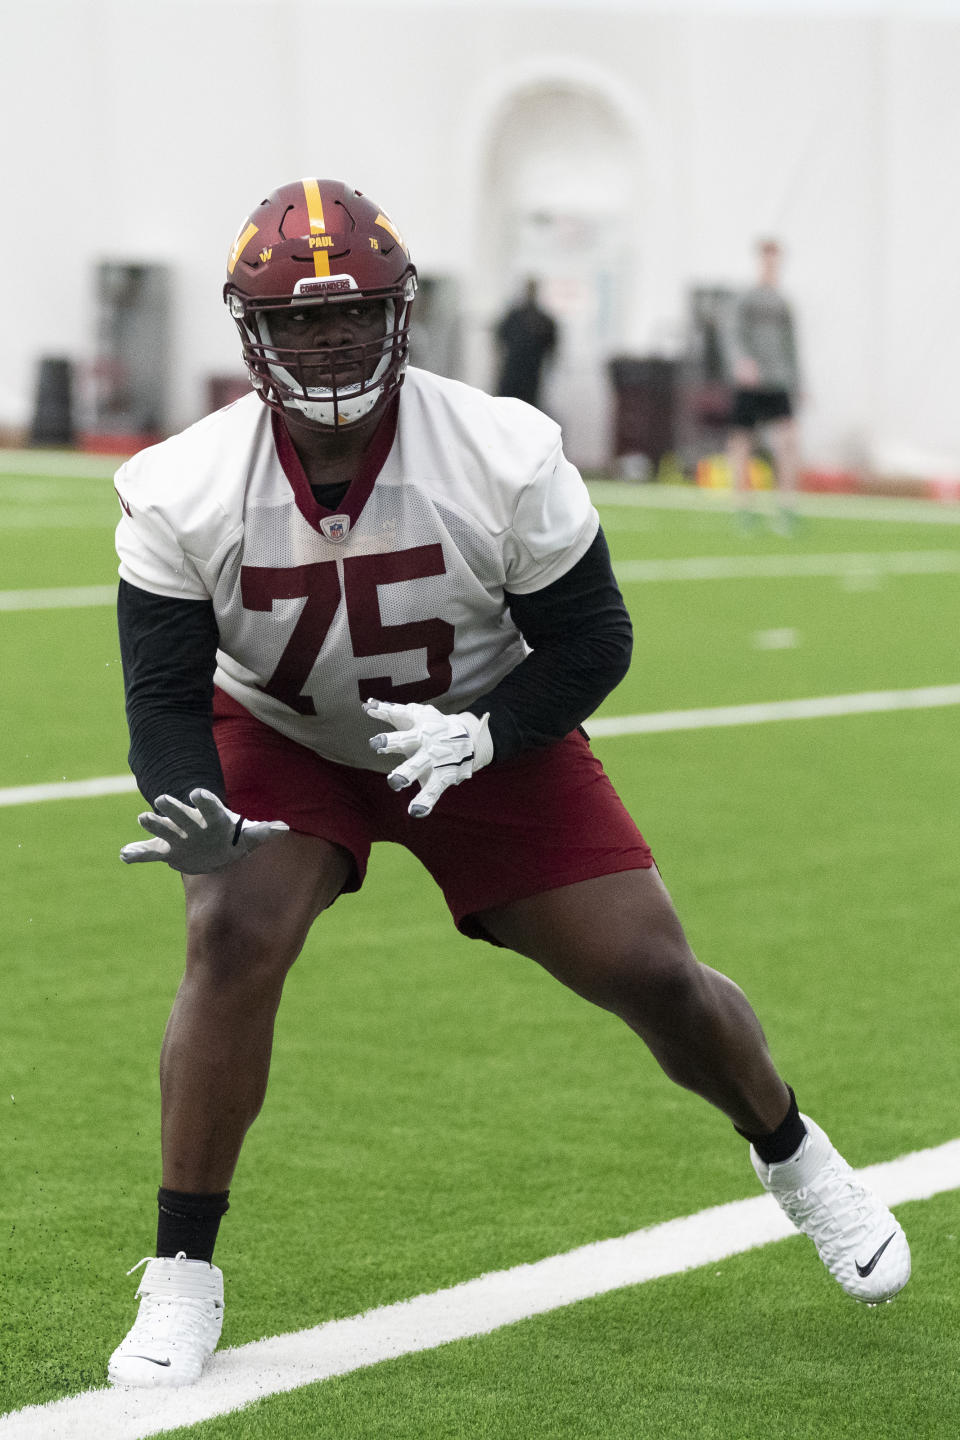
xmin=108 ymin=179 xmax=909 ymax=1387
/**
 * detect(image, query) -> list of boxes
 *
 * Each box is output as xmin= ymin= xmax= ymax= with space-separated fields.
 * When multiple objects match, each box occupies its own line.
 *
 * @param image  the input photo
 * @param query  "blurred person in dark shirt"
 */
xmin=495 ymin=278 xmax=558 ymax=408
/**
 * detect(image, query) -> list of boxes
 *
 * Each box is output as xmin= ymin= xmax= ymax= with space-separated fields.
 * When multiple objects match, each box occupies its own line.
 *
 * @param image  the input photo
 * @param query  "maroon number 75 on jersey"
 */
xmin=240 ymin=544 xmax=455 ymax=714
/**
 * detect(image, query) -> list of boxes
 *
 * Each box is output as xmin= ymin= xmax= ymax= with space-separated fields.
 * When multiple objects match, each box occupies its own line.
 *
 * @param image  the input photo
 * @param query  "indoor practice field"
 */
xmin=1 ymin=455 xmax=959 ymax=1440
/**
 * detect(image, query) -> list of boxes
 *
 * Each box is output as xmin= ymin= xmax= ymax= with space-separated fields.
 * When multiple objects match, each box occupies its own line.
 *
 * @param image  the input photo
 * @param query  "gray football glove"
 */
xmin=120 ymin=788 xmax=288 ymax=874
xmin=363 ymin=699 xmax=493 ymax=818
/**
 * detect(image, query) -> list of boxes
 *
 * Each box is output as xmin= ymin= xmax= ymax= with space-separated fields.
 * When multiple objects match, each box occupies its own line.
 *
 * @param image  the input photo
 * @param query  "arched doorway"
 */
xmin=479 ymin=82 xmax=640 ymax=468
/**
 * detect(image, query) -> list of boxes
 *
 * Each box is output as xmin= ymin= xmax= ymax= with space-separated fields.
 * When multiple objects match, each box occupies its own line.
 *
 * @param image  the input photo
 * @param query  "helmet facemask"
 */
xmin=229 ymin=275 xmax=417 ymax=429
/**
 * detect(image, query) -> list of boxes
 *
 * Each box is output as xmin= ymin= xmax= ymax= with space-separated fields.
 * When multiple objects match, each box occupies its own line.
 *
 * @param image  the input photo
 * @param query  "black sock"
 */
xmin=157 ymin=1187 xmax=230 ymax=1263
xmin=735 ymin=1086 xmax=807 ymax=1164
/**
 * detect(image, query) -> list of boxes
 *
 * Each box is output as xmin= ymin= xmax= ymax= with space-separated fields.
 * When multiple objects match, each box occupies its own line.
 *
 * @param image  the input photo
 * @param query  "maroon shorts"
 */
xmin=213 ymin=689 xmax=654 ymax=941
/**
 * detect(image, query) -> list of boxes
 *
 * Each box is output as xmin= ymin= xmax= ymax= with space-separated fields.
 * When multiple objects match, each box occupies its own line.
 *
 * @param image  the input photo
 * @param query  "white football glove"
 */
xmin=120 ymin=788 xmax=289 ymax=874
xmin=363 ymin=699 xmax=494 ymax=818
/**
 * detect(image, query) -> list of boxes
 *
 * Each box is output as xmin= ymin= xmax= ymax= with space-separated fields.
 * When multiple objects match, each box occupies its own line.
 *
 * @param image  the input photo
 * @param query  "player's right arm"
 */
xmin=117 ymin=579 xmax=226 ymax=806
xmin=117 ymin=581 xmax=289 ymax=872
xmin=114 ymin=449 xmax=227 ymax=811
xmin=115 ymin=440 xmax=289 ymax=872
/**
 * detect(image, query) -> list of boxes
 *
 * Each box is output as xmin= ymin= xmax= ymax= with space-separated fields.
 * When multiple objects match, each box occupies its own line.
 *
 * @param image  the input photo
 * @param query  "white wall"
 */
xmin=4 ymin=0 xmax=960 ymax=472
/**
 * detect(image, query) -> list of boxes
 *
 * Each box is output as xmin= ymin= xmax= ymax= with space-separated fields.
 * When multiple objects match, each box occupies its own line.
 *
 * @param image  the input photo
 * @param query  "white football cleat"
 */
xmin=108 ymin=1252 xmax=224 ymax=1387
xmin=752 ymin=1115 xmax=910 ymax=1303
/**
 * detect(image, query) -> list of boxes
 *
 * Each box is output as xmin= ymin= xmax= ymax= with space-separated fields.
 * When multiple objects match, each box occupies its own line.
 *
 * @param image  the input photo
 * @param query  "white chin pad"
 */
xmin=291 ymin=387 xmax=383 ymax=425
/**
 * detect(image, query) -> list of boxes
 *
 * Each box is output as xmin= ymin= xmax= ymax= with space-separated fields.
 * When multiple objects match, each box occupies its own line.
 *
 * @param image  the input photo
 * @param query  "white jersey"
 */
xmin=115 ymin=368 xmax=599 ymax=772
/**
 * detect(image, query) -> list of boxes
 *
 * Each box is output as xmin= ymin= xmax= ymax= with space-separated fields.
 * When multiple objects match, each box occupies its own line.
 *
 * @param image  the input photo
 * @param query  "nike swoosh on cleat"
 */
xmin=855 ymin=1232 xmax=897 ymax=1277
xmin=129 ymin=1354 xmax=172 ymax=1367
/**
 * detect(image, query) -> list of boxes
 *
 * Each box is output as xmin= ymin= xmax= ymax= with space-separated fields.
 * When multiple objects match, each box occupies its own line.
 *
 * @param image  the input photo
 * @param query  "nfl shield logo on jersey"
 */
xmin=319 ymin=514 xmax=350 ymax=542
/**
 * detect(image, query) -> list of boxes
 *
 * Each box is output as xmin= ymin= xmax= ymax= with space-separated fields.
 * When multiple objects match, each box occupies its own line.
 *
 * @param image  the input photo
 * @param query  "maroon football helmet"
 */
xmin=224 ymin=179 xmax=418 ymax=428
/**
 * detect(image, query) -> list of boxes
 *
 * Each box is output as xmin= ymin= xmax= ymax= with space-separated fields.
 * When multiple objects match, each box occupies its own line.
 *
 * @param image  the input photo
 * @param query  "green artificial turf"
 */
xmin=1 ymin=472 xmax=958 ymax=1435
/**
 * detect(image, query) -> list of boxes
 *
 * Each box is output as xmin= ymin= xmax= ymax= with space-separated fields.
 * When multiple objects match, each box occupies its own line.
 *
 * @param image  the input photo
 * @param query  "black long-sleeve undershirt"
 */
xmin=466 ymin=527 xmax=632 ymax=759
xmin=117 ymin=580 xmax=225 ymax=805
xmin=117 ymin=527 xmax=633 ymax=803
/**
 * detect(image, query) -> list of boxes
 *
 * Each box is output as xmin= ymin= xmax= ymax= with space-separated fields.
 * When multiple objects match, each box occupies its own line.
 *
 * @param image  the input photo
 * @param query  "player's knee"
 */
xmin=630 ymin=934 xmax=701 ymax=1011
xmin=185 ymin=893 xmax=303 ymax=990
xmin=594 ymin=925 xmax=701 ymax=1026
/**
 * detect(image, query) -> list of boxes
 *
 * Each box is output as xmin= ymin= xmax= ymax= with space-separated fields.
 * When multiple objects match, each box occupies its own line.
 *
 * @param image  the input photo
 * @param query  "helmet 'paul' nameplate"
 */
xmin=319 ymin=514 xmax=350 ymax=542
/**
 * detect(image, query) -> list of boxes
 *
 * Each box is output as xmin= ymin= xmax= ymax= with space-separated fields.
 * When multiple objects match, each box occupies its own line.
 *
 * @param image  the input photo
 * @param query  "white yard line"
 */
xmin=2 ymin=1135 xmax=957 ymax=1440
xmin=614 ymin=550 xmax=960 ymax=582
xmin=2 ymin=552 xmax=959 ymax=614
xmin=588 ymin=481 xmax=960 ymax=524
xmin=584 ymin=685 xmax=960 ymax=738
xmin=0 ymin=509 xmax=120 ymax=529
xmin=0 ymin=450 xmax=122 ymax=478
xmin=0 ymin=776 xmax=138 ymax=807
xmin=0 ymin=455 xmax=953 ymax=509
xmin=2 ymin=461 xmax=959 ymax=517
xmin=0 ymin=585 xmax=117 ymax=611
xmin=2 ymin=685 xmax=959 ymax=810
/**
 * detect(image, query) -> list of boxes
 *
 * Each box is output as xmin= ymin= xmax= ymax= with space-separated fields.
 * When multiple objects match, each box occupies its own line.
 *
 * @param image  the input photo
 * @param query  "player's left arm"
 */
xmin=465 ymin=525 xmax=632 ymax=758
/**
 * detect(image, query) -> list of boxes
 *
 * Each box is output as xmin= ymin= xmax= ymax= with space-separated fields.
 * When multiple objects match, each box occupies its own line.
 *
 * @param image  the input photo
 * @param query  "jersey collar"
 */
xmin=271 ymin=397 xmax=399 ymax=534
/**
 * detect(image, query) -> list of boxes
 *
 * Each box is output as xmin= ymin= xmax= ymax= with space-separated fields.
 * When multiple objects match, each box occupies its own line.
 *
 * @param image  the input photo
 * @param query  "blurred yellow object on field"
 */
xmin=696 ymin=454 xmax=774 ymax=490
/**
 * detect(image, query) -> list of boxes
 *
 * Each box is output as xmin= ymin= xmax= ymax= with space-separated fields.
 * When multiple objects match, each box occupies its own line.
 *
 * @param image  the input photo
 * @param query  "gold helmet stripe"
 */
xmin=302 ymin=179 xmax=326 ymax=234
xmin=227 ymin=222 xmax=259 ymax=276
xmin=374 ymin=212 xmax=408 ymax=256
xmin=313 ymin=249 xmax=331 ymax=278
